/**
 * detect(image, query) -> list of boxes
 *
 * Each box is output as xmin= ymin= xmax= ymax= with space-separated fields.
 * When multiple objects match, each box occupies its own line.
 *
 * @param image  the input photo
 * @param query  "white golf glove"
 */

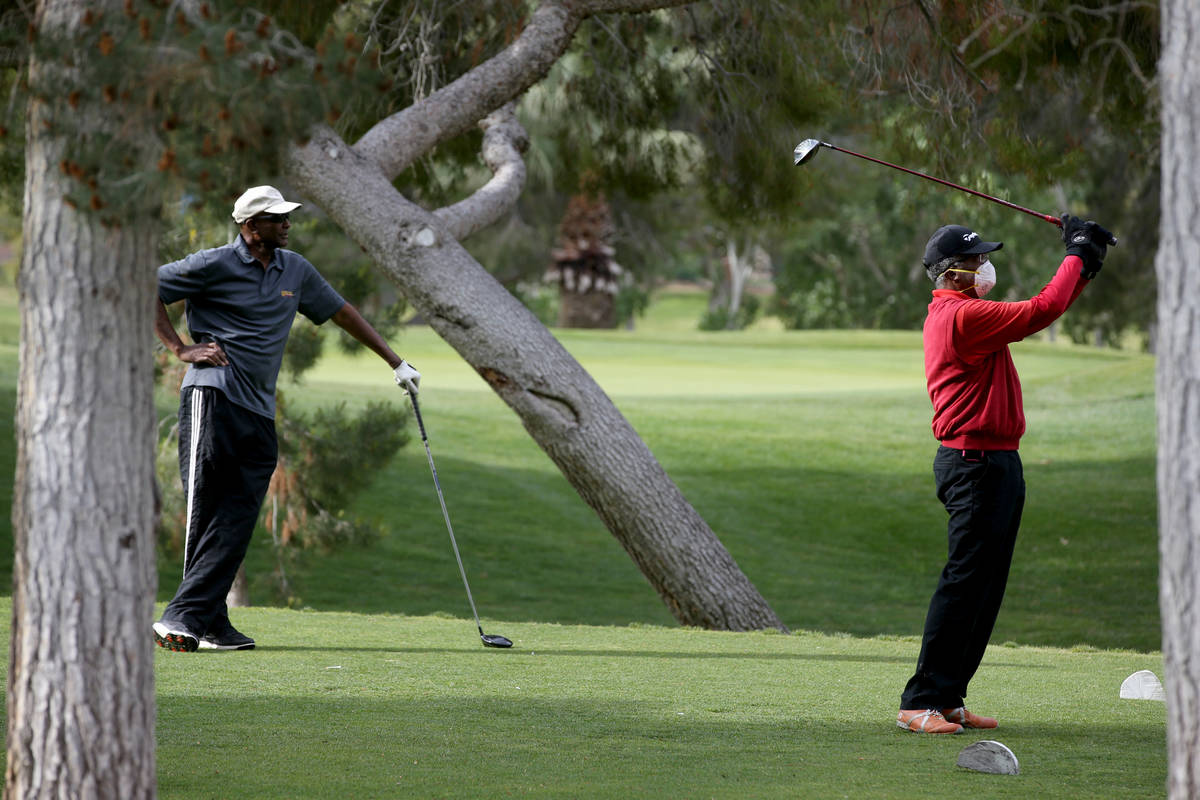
xmin=394 ymin=360 xmax=421 ymax=394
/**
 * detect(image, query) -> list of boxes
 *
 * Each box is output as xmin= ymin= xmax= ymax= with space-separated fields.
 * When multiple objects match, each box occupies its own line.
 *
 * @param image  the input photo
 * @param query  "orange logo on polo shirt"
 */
xmin=281 ymin=290 xmax=294 ymax=297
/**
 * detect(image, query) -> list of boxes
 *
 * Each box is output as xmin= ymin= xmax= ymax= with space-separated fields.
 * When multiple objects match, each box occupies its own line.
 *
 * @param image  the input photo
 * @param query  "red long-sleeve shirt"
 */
xmin=924 ymin=255 xmax=1090 ymax=450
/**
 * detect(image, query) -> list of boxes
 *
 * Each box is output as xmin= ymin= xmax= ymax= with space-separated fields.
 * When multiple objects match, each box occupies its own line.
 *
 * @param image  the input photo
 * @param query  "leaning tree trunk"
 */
xmin=7 ymin=1 xmax=159 ymax=797
xmin=1157 ymin=2 xmax=1200 ymax=796
xmin=287 ymin=126 xmax=784 ymax=631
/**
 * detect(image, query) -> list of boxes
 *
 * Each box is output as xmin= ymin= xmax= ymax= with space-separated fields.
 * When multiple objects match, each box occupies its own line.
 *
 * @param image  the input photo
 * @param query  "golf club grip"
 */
xmin=409 ymin=392 xmax=428 ymax=440
xmin=1049 ymin=216 xmax=1119 ymax=246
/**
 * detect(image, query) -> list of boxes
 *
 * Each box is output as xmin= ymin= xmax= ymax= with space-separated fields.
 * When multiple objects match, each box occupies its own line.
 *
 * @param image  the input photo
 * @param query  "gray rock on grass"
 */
xmin=957 ymin=740 xmax=1020 ymax=775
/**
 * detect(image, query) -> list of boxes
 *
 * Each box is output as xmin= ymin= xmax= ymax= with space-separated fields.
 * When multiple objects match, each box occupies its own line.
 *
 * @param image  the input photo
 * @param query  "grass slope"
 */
xmin=244 ymin=298 xmax=1158 ymax=651
xmin=152 ymin=606 xmax=1164 ymax=799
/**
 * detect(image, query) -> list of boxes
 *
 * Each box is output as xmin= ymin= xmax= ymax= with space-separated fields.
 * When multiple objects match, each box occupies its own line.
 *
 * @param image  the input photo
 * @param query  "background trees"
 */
xmin=0 ymin=0 xmax=1185 ymax=795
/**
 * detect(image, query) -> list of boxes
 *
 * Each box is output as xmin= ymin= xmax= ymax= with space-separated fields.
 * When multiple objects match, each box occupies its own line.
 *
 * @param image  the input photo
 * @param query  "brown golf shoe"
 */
xmin=896 ymin=709 xmax=964 ymax=734
xmin=942 ymin=706 xmax=998 ymax=729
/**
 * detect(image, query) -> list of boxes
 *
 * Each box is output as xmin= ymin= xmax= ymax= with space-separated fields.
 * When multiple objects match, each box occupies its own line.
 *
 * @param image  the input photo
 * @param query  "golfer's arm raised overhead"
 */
xmin=954 ymin=256 xmax=1088 ymax=354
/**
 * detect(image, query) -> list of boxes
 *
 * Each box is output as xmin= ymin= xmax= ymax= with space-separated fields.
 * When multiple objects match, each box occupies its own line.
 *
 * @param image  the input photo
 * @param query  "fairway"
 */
xmin=0 ymin=284 xmax=1160 ymax=650
xmin=0 ymin=286 xmax=1166 ymax=796
xmin=149 ymin=606 xmax=1166 ymax=799
xmin=248 ymin=293 xmax=1159 ymax=653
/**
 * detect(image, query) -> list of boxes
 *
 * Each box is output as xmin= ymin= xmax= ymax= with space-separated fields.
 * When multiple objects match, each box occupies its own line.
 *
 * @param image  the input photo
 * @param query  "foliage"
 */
xmin=354 ymin=2 xmax=848 ymax=330
xmin=4 ymin=0 xmax=1161 ymax=341
xmin=831 ymin=0 xmax=1161 ymax=344
xmin=664 ymin=2 xmax=842 ymax=223
xmin=153 ymin=416 xmax=187 ymax=573
xmin=1 ymin=0 xmax=388 ymax=219
xmin=698 ymin=293 xmax=758 ymax=332
xmin=281 ymin=319 xmax=324 ymax=381
xmin=277 ymin=399 xmax=410 ymax=518
xmin=262 ymin=397 xmax=407 ymax=601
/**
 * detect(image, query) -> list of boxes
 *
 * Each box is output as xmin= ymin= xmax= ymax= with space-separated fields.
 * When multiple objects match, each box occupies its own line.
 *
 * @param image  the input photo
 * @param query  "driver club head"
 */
xmin=793 ymin=138 xmax=824 ymax=166
xmin=481 ymin=633 xmax=513 ymax=648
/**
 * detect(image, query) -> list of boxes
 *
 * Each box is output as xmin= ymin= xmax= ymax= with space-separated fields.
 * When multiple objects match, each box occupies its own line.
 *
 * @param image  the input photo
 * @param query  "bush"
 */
xmin=699 ymin=294 xmax=760 ymax=331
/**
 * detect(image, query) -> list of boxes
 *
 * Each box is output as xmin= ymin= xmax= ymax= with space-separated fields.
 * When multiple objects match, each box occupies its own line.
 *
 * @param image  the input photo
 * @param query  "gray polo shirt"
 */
xmin=158 ymin=236 xmax=345 ymax=419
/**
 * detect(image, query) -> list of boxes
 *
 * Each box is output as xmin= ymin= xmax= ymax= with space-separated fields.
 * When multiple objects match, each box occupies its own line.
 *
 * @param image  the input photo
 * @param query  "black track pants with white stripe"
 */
xmin=162 ymin=386 xmax=277 ymax=636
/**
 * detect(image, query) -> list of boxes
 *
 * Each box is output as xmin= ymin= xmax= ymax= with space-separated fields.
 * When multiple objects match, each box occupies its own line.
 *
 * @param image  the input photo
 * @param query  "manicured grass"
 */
xmin=145 ymin=606 xmax=1162 ymax=799
xmin=0 ymin=286 xmax=1160 ymax=652
xmin=246 ymin=297 xmax=1158 ymax=652
xmin=0 ymin=287 xmax=1166 ymax=797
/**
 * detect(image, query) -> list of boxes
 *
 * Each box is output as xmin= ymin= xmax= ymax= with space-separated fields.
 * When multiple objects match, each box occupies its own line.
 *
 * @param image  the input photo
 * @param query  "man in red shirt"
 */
xmin=896 ymin=216 xmax=1111 ymax=734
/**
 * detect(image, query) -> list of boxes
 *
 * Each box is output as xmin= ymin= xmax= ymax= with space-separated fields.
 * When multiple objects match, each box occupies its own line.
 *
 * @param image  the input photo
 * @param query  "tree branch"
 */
xmin=433 ymin=103 xmax=529 ymax=240
xmin=353 ymin=1 xmax=582 ymax=180
xmin=912 ymin=0 xmax=993 ymax=92
xmin=353 ymin=0 xmax=692 ymax=181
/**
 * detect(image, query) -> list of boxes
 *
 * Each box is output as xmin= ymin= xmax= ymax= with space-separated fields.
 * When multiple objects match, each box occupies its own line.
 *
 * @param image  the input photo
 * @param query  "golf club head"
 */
xmin=793 ymin=138 xmax=823 ymax=166
xmin=481 ymin=633 xmax=513 ymax=648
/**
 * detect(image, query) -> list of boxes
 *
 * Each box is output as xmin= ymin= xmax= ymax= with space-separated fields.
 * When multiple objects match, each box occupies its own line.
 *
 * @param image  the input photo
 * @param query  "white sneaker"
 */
xmin=153 ymin=621 xmax=199 ymax=653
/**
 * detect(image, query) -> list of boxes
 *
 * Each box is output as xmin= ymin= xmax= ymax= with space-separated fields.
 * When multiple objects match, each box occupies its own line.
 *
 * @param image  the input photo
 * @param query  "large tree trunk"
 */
xmin=7 ymin=1 xmax=159 ymax=797
xmin=287 ymin=126 xmax=784 ymax=631
xmin=1158 ymin=2 xmax=1200 ymax=796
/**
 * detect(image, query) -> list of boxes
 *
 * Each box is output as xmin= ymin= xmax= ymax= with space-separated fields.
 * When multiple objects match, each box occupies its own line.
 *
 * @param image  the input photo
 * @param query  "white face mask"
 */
xmin=973 ymin=259 xmax=996 ymax=297
xmin=943 ymin=258 xmax=996 ymax=298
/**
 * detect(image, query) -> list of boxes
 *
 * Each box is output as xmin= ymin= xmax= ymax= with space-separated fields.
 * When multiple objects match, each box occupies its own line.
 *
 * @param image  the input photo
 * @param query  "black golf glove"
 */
xmin=1061 ymin=214 xmax=1109 ymax=279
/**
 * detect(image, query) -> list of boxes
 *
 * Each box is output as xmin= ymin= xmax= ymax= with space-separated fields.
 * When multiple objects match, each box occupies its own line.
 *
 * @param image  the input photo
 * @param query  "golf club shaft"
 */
xmin=821 ymin=142 xmax=1063 ymax=229
xmin=409 ymin=393 xmax=486 ymax=636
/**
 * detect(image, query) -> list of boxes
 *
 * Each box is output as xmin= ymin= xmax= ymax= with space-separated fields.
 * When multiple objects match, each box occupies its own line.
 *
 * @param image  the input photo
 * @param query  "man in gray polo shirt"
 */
xmin=153 ymin=185 xmax=421 ymax=652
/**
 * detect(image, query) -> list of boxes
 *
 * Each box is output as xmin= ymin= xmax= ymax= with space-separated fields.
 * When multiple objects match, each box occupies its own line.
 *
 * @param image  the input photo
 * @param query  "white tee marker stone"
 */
xmin=957 ymin=740 xmax=1020 ymax=775
xmin=1119 ymin=670 xmax=1166 ymax=701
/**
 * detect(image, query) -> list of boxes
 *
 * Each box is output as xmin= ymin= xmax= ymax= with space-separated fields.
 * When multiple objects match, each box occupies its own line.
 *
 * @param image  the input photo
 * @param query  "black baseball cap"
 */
xmin=923 ymin=224 xmax=1003 ymax=272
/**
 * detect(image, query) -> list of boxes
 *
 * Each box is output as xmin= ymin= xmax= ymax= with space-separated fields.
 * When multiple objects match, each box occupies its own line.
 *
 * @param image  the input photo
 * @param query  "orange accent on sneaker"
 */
xmin=897 ymin=709 xmax=964 ymax=734
xmin=942 ymin=707 xmax=998 ymax=729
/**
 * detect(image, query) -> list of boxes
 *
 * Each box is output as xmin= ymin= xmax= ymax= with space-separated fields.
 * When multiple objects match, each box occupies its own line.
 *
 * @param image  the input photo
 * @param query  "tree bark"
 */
xmin=284 ymin=0 xmax=784 ymax=631
xmin=559 ymin=286 xmax=616 ymax=328
xmin=286 ymin=124 xmax=784 ymax=631
xmin=1157 ymin=1 xmax=1200 ymax=796
xmin=7 ymin=1 xmax=158 ymax=797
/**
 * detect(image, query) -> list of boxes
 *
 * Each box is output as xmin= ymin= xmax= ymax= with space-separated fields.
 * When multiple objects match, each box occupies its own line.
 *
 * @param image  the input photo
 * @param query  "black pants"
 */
xmin=162 ymin=387 xmax=277 ymax=636
xmin=900 ymin=447 xmax=1025 ymax=710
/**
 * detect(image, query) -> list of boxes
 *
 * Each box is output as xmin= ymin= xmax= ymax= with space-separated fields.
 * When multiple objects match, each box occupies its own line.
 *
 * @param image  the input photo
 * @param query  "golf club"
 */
xmin=793 ymin=138 xmax=1118 ymax=245
xmin=407 ymin=391 xmax=513 ymax=649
